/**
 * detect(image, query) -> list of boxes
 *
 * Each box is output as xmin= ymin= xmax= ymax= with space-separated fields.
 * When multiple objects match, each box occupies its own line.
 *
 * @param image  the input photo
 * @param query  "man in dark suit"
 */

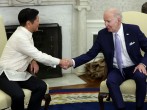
xmin=62 ymin=8 xmax=147 ymax=110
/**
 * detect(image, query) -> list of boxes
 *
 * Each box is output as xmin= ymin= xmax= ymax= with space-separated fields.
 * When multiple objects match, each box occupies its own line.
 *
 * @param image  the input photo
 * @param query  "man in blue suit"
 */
xmin=62 ymin=8 xmax=147 ymax=110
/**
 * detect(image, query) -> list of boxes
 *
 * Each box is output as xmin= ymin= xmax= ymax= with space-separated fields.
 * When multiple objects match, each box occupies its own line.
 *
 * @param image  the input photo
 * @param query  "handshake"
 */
xmin=59 ymin=59 xmax=73 ymax=69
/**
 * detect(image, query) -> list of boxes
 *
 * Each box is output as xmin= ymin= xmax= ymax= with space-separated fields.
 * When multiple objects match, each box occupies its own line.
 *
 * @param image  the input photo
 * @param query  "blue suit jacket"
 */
xmin=73 ymin=23 xmax=147 ymax=72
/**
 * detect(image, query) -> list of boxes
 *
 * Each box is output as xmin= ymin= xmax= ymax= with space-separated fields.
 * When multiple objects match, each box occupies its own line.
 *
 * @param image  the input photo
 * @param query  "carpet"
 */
xmin=42 ymin=102 xmax=147 ymax=110
xmin=42 ymin=88 xmax=147 ymax=110
xmin=49 ymin=88 xmax=99 ymax=105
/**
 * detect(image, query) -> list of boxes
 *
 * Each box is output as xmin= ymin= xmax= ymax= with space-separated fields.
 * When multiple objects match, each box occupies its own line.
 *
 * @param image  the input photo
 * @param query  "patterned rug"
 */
xmin=49 ymin=88 xmax=99 ymax=105
xmin=45 ymin=88 xmax=147 ymax=110
xmin=49 ymin=88 xmax=147 ymax=105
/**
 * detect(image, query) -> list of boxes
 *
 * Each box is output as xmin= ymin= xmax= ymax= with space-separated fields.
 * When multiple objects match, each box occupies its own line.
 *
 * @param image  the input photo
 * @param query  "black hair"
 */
xmin=142 ymin=2 xmax=147 ymax=14
xmin=18 ymin=8 xmax=39 ymax=26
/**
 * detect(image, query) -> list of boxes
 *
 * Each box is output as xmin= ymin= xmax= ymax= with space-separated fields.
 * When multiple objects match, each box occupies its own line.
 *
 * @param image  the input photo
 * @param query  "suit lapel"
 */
xmin=106 ymin=32 xmax=114 ymax=64
xmin=123 ymin=24 xmax=132 ymax=54
xmin=103 ymin=31 xmax=114 ymax=53
xmin=108 ymin=33 xmax=114 ymax=53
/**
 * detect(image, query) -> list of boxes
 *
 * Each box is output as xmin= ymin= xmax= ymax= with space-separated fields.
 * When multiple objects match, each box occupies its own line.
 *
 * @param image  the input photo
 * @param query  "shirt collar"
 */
xmin=18 ymin=26 xmax=33 ymax=39
xmin=113 ymin=23 xmax=123 ymax=36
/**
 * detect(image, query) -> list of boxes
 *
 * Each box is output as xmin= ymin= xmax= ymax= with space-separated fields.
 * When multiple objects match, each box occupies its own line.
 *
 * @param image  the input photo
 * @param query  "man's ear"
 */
xmin=26 ymin=21 xmax=31 ymax=28
xmin=117 ymin=16 xmax=121 ymax=23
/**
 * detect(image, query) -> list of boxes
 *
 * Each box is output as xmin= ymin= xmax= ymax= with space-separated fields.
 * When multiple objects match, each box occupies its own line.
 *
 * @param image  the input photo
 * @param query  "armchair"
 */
xmin=98 ymin=11 xmax=147 ymax=110
xmin=0 ymin=16 xmax=51 ymax=110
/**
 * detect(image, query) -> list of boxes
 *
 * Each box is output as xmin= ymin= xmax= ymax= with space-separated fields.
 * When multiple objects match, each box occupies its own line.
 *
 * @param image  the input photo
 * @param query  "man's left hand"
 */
xmin=29 ymin=60 xmax=39 ymax=74
xmin=133 ymin=63 xmax=147 ymax=75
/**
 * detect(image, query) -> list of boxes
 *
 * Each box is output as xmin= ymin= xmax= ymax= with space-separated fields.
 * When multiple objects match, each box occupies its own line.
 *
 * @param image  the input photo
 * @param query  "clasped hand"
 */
xmin=59 ymin=59 xmax=73 ymax=69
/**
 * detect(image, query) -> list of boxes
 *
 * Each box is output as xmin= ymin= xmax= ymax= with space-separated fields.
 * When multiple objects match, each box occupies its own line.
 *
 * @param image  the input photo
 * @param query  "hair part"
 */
xmin=18 ymin=8 xmax=39 ymax=26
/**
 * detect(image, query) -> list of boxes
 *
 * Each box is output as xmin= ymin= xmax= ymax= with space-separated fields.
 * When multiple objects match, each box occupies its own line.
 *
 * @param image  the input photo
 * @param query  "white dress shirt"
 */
xmin=113 ymin=24 xmax=134 ymax=68
xmin=0 ymin=26 xmax=60 ymax=81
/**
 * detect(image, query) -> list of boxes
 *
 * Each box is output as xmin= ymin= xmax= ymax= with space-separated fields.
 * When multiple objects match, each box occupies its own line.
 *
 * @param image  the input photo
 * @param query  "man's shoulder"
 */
xmin=99 ymin=28 xmax=109 ymax=34
xmin=98 ymin=28 xmax=112 ymax=37
xmin=123 ymin=23 xmax=139 ymax=28
xmin=123 ymin=23 xmax=140 ymax=32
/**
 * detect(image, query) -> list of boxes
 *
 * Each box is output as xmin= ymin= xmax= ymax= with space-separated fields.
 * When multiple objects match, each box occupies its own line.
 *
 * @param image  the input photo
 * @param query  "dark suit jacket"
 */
xmin=73 ymin=23 xmax=147 ymax=73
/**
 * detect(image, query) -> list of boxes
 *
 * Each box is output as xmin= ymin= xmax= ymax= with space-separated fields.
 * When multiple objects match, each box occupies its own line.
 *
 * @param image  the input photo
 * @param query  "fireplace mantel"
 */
xmin=0 ymin=0 xmax=76 ymax=6
xmin=0 ymin=0 xmax=91 ymax=7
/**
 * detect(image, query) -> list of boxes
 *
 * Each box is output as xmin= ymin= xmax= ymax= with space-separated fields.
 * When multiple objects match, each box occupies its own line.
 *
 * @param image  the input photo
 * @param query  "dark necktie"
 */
xmin=115 ymin=33 xmax=124 ymax=77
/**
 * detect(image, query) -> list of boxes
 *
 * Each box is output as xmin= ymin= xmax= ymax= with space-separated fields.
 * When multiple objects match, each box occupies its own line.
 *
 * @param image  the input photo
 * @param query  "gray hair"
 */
xmin=105 ymin=8 xmax=122 ymax=20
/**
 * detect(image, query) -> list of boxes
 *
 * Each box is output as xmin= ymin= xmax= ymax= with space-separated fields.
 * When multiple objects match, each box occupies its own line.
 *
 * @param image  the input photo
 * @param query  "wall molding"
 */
xmin=0 ymin=0 xmax=76 ymax=6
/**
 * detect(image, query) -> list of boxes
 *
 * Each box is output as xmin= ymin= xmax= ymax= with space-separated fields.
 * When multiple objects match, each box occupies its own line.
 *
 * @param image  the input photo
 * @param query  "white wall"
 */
xmin=87 ymin=0 xmax=147 ymax=20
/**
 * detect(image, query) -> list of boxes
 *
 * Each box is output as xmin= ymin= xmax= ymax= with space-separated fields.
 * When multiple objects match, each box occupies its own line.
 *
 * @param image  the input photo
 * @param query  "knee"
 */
xmin=134 ymin=70 xmax=146 ymax=82
xmin=106 ymin=78 xmax=114 ymax=87
xmin=106 ymin=76 xmax=116 ymax=85
xmin=106 ymin=77 xmax=121 ymax=89
xmin=11 ymin=92 xmax=25 ymax=102
xmin=36 ymin=81 xmax=47 ymax=93
xmin=41 ymin=82 xmax=47 ymax=93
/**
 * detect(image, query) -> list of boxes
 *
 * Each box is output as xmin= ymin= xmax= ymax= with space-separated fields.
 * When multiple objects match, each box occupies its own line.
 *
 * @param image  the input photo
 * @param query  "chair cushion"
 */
xmin=100 ymin=79 xmax=136 ymax=95
xmin=0 ymin=90 xmax=11 ymax=109
xmin=0 ymin=89 xmax=32 ymax=109
xmin=0 ymin=83 xmax=49 ymax=109
xmin=0 ymin=16 xmax=7 ymax=57
xmin=100 ymin=79 xmax=137 ymax=101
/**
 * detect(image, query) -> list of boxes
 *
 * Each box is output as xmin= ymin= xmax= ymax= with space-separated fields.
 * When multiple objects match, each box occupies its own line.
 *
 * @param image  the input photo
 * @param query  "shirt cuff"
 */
xmin=72 ymin=59 xmax=75 ymax=67
xmin=49 ymin=58 xmax=60 ymax=68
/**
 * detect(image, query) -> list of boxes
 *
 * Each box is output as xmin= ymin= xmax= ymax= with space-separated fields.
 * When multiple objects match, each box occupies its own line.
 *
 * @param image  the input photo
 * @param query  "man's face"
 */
xmin=30 ymin=16 xmax=39 ymax=32
xmin=103 ymin=12 xmax=120 ymax=33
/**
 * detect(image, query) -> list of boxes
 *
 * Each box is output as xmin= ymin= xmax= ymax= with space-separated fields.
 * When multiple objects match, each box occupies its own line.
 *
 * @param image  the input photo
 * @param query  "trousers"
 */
xmin=106 ymin=65 xmax=146 ymax=110
xmin=0 ymin=72 xmax=47 ymax=110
